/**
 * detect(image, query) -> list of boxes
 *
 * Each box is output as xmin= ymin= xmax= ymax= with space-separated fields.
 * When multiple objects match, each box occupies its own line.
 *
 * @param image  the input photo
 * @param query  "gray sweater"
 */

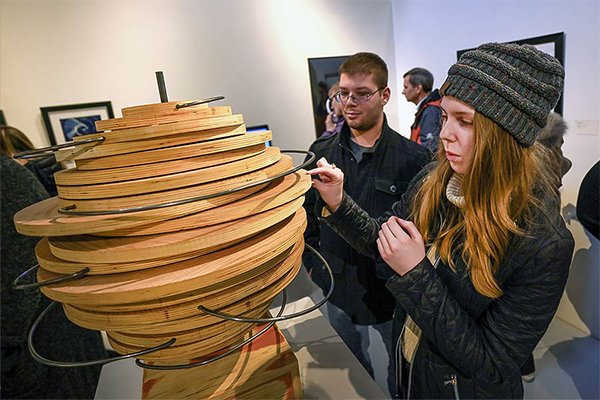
xmin=1 ymin=155 xmax=107 ymax=399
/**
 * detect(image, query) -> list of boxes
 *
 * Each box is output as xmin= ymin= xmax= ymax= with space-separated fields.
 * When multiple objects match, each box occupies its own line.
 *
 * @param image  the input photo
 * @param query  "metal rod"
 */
xmin=12 ymin=264 xmax=89 ymax=290
xmin=197 ymin=244 xmax=334 ymax=323
xmin=136 ymin=291 xmax=288 ymax=370
xmin=156 ymin=71 xmax=168 ymax=103
xmin=28 ymin=301 xmax=176 ymax=368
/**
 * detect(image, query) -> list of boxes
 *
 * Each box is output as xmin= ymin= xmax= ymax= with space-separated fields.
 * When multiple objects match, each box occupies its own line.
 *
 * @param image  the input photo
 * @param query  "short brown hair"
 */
xmin=339 ymin=52 xmax=388 ymax=88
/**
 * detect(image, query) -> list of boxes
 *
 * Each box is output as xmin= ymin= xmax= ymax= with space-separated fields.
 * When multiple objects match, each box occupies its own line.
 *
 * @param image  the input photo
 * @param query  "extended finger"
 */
xmin=307 ymin=166 xmax=337 ymax=177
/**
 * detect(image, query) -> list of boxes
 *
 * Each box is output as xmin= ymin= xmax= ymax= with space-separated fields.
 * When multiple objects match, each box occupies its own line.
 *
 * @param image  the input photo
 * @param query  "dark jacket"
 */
xmin=410 ymin=89 xmax=442 ymax=152
xmin=1 ymin=156 xmax=108 ymax=399
xmin=303 ymin=116 xmax=429 ymax=325
xmin=321 ymin=166 xmax=574 ymax=399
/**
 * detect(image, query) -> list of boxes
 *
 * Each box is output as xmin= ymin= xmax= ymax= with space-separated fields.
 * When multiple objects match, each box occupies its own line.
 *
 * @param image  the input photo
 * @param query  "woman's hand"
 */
xmin=377 ymin=217 xmax=426 ymax=276
xmin=325 ymin=112 xmax=336 ymax=132
xmin=307 ymin=157 xmax=344 ymax=212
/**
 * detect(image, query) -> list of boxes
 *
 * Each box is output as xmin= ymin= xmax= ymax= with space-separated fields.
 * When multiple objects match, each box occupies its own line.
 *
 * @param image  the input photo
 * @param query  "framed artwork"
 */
xmin=0 ymin=109 xmax=6 ymax=125
xmin=308 ymin=55 xmax=349 ymax=138
xmin=40 ymin=101 xmax=115 ymax=145
xmin=457 ymin=32 xmax=565 ymax=115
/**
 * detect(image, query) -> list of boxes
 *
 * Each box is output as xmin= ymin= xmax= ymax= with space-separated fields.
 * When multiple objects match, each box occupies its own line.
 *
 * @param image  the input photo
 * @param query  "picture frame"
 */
xmin=40 ymin=101 xmax=115 ymax=145
xmin=457 ymin=32 xmax=565 ymax=115
xmin=308 ymin=55 xmax=349 ymax=138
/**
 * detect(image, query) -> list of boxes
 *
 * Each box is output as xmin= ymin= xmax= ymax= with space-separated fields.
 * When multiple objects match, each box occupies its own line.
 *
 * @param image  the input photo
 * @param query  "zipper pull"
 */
xmin=444 ymin=374 xmax=460 ymax=400
xmin=444 ymin=374 xmax=457 ymax=386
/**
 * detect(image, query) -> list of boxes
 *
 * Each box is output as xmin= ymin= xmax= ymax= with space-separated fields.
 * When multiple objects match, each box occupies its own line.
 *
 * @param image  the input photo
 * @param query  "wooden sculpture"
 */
xmin=14 ymin=97 xmax=310 ymax=399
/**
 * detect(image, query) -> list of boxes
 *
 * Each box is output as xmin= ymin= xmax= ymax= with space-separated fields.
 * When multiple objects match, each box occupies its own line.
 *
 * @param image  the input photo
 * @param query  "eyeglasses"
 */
xmin=333 ymin=88 xmax=385 ymax=105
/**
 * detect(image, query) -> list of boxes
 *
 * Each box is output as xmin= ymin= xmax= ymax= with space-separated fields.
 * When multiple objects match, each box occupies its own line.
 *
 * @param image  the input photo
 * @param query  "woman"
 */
xmin=308 ymin=43 xmax=574 ymax=399
xmin=1 ymin=125 xmax=61 ymax=196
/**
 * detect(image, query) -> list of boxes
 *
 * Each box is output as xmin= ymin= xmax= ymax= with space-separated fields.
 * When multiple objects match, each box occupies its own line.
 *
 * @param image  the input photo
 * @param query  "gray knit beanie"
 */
xmin=440 ymin=42 xmax=565 ymax=147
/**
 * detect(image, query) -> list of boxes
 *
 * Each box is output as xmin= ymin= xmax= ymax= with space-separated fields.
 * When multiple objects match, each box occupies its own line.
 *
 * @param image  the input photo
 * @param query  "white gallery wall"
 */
xmin=391 ymin=0 xmax=599 ymax=338
xmin=1 ymin=0 xmax=598 ymax=337
xmin=0 ymin=0 xmax=399 ymax=157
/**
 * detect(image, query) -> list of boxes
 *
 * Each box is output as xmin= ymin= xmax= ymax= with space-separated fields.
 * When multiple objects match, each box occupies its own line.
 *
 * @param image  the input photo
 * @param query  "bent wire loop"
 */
xmin=135 ymin=244 xmax=333 ymax=370
xmin=27 ymin=301 xmax=176 ymax=368
xmin=197 ymin=243 xmax=333 ymax=323
xmin=58 ymin=149 xmax=315 ymax=215
xmin=135 ymin=291 xmax=288 ymax=370
xmin=12 ymin=137 xmax=105 ymax=160
xmin=12 ymin=264 xmax=90 ymax=290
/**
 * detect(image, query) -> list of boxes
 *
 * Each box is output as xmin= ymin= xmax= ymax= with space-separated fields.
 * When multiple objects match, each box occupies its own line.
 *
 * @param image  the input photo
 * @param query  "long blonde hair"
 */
xmin=411 ymin=112 xmax=551 ymax=298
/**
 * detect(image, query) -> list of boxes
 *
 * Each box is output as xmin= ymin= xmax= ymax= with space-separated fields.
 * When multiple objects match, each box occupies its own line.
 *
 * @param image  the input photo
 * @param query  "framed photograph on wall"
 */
xmin=40 ymin=101 xmax=115 ymax=145
xmin=308 ymin=55 xmax=349 ymax=138
xmin=457 ymin=32 xmax=565 ymax=115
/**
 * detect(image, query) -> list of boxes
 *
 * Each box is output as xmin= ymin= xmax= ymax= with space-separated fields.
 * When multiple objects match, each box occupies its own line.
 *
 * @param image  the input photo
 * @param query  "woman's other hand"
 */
xmin=377 ymin=217 xmax=426 ymax=276
xmin=325 ymin=112 xmax=336 ymax=132
xmin=307 ymin=157 xmax=344 ymax=212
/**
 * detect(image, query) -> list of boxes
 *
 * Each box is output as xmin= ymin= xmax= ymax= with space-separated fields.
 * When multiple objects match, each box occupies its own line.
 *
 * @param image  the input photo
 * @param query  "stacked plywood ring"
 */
xmin=14 ymin=100 xmax=311 ymax=365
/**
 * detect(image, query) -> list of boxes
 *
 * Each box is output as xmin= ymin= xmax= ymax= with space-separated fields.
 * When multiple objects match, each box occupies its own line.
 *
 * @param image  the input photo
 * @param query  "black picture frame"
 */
xmin=0 ymin=109 xmax=6 ymax=125
xmin=308 ymin=55 xmax=349 ymax=138
xmin=40 ymin=101 xmax=115 ymax=145
xmin=457 ymin=32 xmax=565 ymax=115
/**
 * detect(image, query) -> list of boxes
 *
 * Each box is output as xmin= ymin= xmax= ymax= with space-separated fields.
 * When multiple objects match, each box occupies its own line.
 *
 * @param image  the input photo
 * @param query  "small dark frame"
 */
xmin=40 ymin=101 xmax=114 ymax=145
xmin=457 ymin=32 xmax=565 ymax=115
xmin=308 ymin=55 xmax=349 ymax=138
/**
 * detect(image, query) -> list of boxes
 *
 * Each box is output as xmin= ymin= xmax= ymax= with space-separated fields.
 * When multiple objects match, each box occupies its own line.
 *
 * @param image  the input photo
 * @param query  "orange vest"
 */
xmin=410 ymin=98 xmax=442 ymax=144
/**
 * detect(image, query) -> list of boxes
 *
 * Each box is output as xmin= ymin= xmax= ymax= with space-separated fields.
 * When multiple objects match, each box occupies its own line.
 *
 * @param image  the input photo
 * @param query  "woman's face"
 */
xmin=440 ymin=96 xmax=475 ymax=175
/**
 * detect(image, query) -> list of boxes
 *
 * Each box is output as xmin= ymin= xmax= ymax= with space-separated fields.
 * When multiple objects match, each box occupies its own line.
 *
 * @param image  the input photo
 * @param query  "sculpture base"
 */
xmin=141 ymin=323 xmax=301 ymax=399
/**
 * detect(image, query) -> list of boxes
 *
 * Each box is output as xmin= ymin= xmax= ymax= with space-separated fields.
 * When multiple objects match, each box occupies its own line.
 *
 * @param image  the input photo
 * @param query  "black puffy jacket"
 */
xmin=303 ymin=116 xmax=429 ymax=324
xmin=321 ymin=167 xmax=574 ymax=399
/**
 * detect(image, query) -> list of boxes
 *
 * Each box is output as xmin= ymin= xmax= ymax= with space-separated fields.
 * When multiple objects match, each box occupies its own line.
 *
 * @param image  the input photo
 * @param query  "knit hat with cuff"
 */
xmin=440 ymin=42 xmax=564 ymax=147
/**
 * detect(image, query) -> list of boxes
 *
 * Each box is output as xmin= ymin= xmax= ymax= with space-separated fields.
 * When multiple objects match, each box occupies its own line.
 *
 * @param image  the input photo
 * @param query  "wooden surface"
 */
xmin=96 ymin=106 xmax=232 ymax=132
xmin=48 ymin=204 xmax=305 ymax=264
xmin=36 ymin=237 xmax=207 ymax=275
xmin=56 ymin=147 xmax=281 ymax=199
xmin=39 ymin=231 xmax=304 ymax=304
xmin=55 ymin=144 xmax=266 ymax=185
xmin=121 ymin=100 xmax=207 ymax=118
xmin=101 ymin=254 xmax=302 ymax=359
xmin=14 ymin=185 xmax=264 ymax=238
xmin=56 ymin=154 xmax=293 ymax=212
xmin=141 ymin=322 xmax=301 ymax=399
xmin=63 ymin=258 xmax=300 ymax=333
xmin=73 ymin=131 xmax=271 ymax=170
xmin=106 ymin=314 xmax=265 ymax=347
xmin=95 ymin=172 xmax=310 ymax=236
xmin=56 ymin=122 xmax=245 ymax=162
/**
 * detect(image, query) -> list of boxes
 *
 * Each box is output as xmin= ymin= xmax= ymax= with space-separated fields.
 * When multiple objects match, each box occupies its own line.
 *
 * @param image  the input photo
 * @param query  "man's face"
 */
xmin=338 ymin=73 xmax=389 ymax=132
xmin=402 ymin=75 xmax=420 ymax=104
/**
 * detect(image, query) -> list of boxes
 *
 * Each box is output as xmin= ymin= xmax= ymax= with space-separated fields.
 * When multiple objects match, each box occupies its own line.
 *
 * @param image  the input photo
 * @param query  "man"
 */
xmin=402 ymin=67 xmax=442 ymax=151
xmin=303 ymin=52 xmax=429 ymax=397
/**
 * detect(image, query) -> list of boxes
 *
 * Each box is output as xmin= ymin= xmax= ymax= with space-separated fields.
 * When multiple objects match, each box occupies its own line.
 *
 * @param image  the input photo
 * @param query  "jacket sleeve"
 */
xmin=319 ymin=164 xmax=431 ymax=260
xmin=302 ymin=144 xmax=321 ymax=274
xmin=385 ymin=234 xmax=573 ymax=384
xmin=320 ymin=184 xmax=414 ymax=259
